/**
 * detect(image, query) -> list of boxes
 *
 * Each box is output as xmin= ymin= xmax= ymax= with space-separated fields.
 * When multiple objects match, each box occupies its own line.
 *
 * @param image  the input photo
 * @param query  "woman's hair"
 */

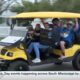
xmin=35 ymin=24 xmax=41 ymax=28
xmin=52 ymin=18 xmax=59 ymax=23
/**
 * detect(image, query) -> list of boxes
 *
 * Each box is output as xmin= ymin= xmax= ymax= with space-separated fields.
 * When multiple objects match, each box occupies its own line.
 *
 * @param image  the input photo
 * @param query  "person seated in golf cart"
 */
xmin=50 ymin=18 xmax=63 ymax=45
xmin=27 ymin=23 xmax=50 ymax=63
xmin=74 ymin=19 xmax=80 ymax=44
xmin=59 ymin=18 xmax=79 ymax=60
xmin=48 ymin=18 xmax=79 ymax=60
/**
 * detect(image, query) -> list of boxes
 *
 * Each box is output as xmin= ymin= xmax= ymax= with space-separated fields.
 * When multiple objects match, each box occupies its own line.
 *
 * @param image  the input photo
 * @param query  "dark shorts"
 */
xmin=56 ymin=40 xmax=72 ymax=49
xmin=64 ymin=41 xmax=71 ymax=48
xmin=60 ymin=37 xmax=72 ymax=48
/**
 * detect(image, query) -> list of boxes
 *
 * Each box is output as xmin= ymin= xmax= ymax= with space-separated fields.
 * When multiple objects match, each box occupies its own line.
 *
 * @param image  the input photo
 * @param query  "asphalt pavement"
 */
xmin=30 ymin=62 xmax=75 ymax=71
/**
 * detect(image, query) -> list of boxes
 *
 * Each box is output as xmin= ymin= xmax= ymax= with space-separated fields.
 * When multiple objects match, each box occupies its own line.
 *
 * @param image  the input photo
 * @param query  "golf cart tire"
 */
xmin=72 ymin=52 xmax=80 ymax=70
xmin=7 ymin=61 xmax=30 ymax=71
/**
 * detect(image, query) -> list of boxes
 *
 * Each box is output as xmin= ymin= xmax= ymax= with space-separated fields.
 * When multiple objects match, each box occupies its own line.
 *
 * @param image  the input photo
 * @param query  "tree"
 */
xmin=10 ymin=0 xmax=34 ymax=12
xmin=72 ymin=0 xmax=80 ymax=12
xmin=52 ymin=0 xmax=72 ymax=11
xmin=22 ymin=0 xmax=34 ymax=12
xmin=0 ymin=0 xmax=16 ymax=15
xmin=10 ymin=0 xmax=80 ymax=13
xmin=10 ymin=4 xmax=24 ymax=13
xmin=10 ymin=0 xmax=53 ymax=13
xmin=52 ymin=0 xmax=80 ymax=13
xmin=38 ymin=0 xmax=53 ymax=11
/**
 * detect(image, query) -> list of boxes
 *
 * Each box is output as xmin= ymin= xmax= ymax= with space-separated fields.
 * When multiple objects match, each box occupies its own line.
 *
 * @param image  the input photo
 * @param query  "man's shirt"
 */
xmin=61 ymin=27 xmax=74 ymax=44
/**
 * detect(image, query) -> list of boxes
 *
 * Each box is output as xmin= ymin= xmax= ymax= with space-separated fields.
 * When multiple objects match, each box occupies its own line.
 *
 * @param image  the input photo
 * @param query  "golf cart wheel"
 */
xmin=72 ymin=52 xmax=80 ymax=70
xmin=8 ymin=61 xmax=30 ymax=71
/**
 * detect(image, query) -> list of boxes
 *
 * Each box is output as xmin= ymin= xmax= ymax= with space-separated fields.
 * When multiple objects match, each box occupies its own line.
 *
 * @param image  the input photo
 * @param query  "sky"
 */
xmin=29 ymin=0 xmax=35 ymax=2
xmin=17 ymin=0 xmax=55 ymax=3
xmin=29 ymin=0 xmax=40 ymax=2
xmin=16 ymin=0 xmax=39 ymax=4
xmin=16 ymin=0 xmax=56 ymax=4
xmin=24 ymin=0 xmax=41 ymax=3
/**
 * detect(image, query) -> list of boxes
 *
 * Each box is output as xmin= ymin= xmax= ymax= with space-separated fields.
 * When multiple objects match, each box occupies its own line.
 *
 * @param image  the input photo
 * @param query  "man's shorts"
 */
xmin=55 ymin=40 xmax=72 ymax=49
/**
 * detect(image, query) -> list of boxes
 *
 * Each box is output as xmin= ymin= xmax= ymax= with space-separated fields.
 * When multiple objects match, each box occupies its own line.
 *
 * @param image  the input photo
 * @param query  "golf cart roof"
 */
xmin=11 ymin=12 xmax=80 ymax=18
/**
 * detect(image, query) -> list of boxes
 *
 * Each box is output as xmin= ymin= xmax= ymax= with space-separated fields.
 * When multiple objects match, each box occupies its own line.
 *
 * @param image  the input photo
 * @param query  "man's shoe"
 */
xmin=58 ymin=56 xmax=66 ymax=60
xmin=32 ymin=58 xmax=41 ymax=63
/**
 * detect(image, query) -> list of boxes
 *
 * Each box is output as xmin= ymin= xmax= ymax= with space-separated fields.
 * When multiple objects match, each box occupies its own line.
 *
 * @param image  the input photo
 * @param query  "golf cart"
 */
xmin=0 ymin=12 xmax=80 ymax=71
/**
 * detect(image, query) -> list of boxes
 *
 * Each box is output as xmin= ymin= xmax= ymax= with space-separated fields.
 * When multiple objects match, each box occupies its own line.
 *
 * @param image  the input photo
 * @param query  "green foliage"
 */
xmin=10 ymin=4 xmax=24 ymax=13
xmin=10 ymin=0 xmax=80 ymax=13
xmin=72 ymin=0 xmax=80 ymax=13
xmin=52 ymin=0 xmax=72 ymax=11
xmin=22 ymin=0 xmax=34 ymax=12
xmin=38 ymin=0 xmax=53 ymax=11
xmin=52 ymin=0 xmax=80 ymax=13
xmin=10 ymin=0 xmax=53 ymax=13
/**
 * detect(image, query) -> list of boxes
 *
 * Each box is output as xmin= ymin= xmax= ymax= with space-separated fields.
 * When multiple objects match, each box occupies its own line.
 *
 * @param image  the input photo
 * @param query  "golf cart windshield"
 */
xmin=0 ymin=19 xmax=30 ymax=47
xmin=10 ymin=27 xmax=27 ymax=37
